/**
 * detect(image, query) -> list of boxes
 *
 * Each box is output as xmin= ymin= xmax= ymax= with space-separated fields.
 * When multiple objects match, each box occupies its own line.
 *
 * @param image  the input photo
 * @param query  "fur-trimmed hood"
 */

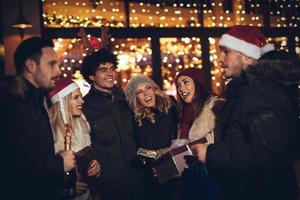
xmin=245 ymin=59 xmax=300 ymax=86
xmin=188 ymin=96 xmax=225 ymax=144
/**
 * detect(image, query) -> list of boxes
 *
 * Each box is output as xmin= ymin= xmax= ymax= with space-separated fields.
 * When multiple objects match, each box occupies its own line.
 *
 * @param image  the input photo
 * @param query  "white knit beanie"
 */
xmin=124 ymin=75 xmax=158 ymax=104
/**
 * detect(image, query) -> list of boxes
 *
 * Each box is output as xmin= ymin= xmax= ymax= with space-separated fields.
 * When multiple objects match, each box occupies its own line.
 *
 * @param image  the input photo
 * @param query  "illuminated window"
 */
xmin=43 ymin=0 xmax=125 ymax=27
xmin=129 ymin=2 xmax=199 ymax=27
xmin=43 ymin=0 xmax=299 ymax=28
xmin=208 ymin=37 xmax=226 ymax=96
xmin=160 ymin=37 xmax=202 ymax=96
xmin=111 ymin=38 xmax=152 ymax=90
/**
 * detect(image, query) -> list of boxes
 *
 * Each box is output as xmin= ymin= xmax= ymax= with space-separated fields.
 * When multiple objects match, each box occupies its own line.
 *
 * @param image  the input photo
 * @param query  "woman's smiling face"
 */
xmin=70 ymin=88 xmax=84 ymax=117
xmin=176 ymin=75 xmax=195 ymax=104
xmin=135 ymin=82 xmax=156 ymax=109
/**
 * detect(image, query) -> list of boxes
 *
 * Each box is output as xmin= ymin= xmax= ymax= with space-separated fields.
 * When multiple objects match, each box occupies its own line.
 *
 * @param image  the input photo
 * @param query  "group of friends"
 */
xmin=1 ymin=25 xmax=300 ymax=200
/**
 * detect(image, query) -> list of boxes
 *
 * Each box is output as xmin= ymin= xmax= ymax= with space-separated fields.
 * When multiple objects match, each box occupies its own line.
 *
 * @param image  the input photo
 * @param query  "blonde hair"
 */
xmin=125 ymin=75 xmax=171 ymax=127
xmin=48 ymin=92 xmax=91 ymax=153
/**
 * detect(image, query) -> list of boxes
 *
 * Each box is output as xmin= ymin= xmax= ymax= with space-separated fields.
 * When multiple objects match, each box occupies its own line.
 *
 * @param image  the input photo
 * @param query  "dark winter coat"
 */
xmin=134 ymin=105 xmax=178 ymax=200
xmin=178 ymin=95 xmax=224 ymax=200
xmin=206 ymin=60 xmax=300 ymax=200
xmin=0 ymin=77 xmax=64 ymax=200
xmin=83 ymin=86 xmax=143 ymax=200
xmin=135 ymin=105 xmax=178 ymax=150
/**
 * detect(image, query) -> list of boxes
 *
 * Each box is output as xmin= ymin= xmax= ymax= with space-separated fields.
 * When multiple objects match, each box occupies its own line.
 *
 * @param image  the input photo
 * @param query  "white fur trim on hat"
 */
xmin=50 ymin=83 xmax=79 ymax=104
xmin=261 ymin=43 xmax=275 ymax=55
xmin=219 ymin=34 xmax=262 ymax=59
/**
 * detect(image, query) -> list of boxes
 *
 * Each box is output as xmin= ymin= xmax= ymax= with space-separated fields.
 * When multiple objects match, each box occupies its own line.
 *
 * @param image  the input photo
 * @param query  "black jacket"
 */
xmin=1 ymin=77 xmax=64 ymax=200
xmin=135 ymin=105 xmax=178 ymax=150
xmin=206 ymin=60 xmax=300 ymax=200
xmin=134 ymin=105 xmax=178 ymax=200
xmin=83 ymin=86 xmax=142 ymax=200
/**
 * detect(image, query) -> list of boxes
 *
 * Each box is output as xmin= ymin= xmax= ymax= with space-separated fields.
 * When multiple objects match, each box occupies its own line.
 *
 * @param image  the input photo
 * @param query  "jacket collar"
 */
xmin=22 ymin=78 xmax=46 ymax=105
xmin=89 ymin=86 xmax=125 ymax=102
xmin=245 ymin=59 xmax=300 ymax=86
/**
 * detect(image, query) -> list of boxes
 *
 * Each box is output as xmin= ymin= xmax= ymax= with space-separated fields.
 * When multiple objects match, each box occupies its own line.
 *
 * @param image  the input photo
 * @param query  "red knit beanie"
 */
xmin=176 ymin=68 xmax=206 ymax=90
xmin=176 ymin=68 xmax=207 ymax=139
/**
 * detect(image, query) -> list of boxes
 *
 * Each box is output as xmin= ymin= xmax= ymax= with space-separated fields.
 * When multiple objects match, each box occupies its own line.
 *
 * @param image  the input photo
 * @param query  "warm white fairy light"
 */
xmin=45 ymin=0 xmax=299 ymax=93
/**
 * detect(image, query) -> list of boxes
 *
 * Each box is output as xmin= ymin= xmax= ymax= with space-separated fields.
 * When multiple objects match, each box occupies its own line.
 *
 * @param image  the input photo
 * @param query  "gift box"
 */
xmin=75 ymin=146 xmax=99 ymax=192
xmin=153 ymin=138 xmax=207 ymax=184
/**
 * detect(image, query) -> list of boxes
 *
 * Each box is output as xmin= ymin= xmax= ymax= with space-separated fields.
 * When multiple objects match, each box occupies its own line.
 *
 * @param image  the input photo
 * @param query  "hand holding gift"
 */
xmin=87 ymin=159 xmax=101 ymax=177
xmin=191 ymin=143 xmax=208 ymax=164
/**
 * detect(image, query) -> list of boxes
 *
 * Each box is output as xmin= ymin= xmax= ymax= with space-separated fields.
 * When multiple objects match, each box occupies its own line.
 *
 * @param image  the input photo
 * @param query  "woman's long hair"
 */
xmin=48 ymin=92 xmax=91 ymax=153
xmin=127 ymin=82 xmax=171 ymax=127
xmin=177 ymin=81 xmax=210 ymax=119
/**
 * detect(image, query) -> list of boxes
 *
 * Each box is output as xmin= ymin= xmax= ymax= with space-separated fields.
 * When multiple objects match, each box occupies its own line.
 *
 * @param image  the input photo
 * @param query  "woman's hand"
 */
xmin=191 ymin=143 xmax=208 ymax=163
xmin=155 ymin=148 xmax=169 ymax=159
xmin=76 ymin=180 xmax=88 ymax=192
xmin=87 ymin=159 xmax=101 ymax=177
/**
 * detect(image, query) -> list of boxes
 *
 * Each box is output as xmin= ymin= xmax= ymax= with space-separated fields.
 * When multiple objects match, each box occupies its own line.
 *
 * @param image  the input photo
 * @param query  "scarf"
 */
xmin=179 ymin=103 xmax=195 ymax=138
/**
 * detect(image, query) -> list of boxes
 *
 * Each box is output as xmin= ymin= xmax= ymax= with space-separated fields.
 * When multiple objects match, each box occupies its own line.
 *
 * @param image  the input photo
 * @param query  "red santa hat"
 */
xmin=49 ymin=79 xmax=79 ymax=130
xmin=219 ymin=25 xmax=274 ymax=59
xmin=49 ymin=78 xmax=79 ymax=104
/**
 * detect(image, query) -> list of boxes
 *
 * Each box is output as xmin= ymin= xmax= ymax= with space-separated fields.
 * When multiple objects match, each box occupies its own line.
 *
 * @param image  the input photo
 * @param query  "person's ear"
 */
xmin=24 ymin=59 xmax=37 ymax=73
xmin=89 ymin=75 xmax=95 ymax=82
xmin=241 ymin=55 xmax=255 ymax=69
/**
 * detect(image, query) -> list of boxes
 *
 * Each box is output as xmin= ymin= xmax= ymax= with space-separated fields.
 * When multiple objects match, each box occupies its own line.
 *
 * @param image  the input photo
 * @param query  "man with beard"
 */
xmin=1 ymin=37 xmax=76 ymax=199
xmin=192 ymin=25 xmax=299 ymax=200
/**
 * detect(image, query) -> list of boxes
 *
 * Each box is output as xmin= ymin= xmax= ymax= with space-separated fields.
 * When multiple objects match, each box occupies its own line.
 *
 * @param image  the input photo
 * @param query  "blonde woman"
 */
xmin=48 ymin=78 xmax=100 ymax=199
xmin=125 ymin=75 xmax=178 ymax=200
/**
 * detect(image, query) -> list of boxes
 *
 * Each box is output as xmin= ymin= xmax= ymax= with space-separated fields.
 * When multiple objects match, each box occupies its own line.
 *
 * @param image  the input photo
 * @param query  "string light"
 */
xmin=44 ymin=0 xmax=299 ymax=95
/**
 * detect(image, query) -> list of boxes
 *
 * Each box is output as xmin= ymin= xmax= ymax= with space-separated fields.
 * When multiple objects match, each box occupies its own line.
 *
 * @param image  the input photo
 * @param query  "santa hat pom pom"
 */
xmin=89 ymin=36 xmax=102 ymax=51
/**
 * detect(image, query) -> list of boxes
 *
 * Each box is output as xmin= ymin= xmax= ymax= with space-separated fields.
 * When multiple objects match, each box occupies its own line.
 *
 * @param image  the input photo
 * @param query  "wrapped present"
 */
xmin=137 ymin=147 xmax=158 ymax=159
xmin=152 ymin=138 xmax=207 ymax=184
xmin=75 ymin=146 xmax=99 ymax=191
